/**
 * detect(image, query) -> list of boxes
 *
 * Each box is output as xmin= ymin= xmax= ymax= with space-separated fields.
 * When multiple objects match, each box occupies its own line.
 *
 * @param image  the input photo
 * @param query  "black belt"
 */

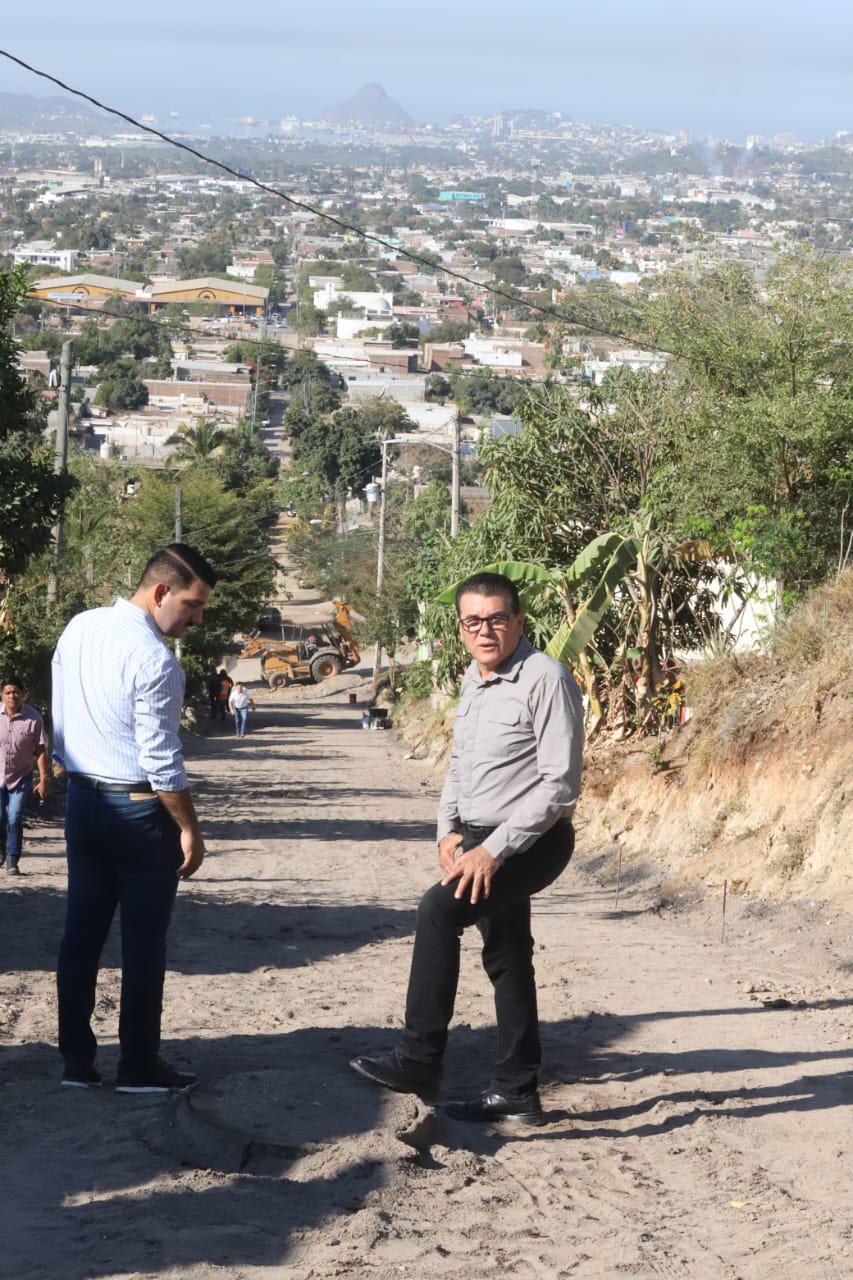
xmin=461 ymin=819 xmax=573 ymax=841
xmin=69 ymin=773 xmax=153 ymax=794
xmin=461 ymin=822 xmax=497 ymax=841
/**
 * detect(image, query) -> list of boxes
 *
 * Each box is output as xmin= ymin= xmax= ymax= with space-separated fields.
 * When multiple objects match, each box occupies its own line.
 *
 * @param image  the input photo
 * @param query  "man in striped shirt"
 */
xmin=52 ymin=543 xmax=216 ymax=1093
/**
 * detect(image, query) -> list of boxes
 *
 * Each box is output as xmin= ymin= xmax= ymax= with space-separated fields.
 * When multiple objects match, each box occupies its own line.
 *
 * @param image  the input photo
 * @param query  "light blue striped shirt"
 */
xmin=52 ymin=597 xmax=188 ymax=791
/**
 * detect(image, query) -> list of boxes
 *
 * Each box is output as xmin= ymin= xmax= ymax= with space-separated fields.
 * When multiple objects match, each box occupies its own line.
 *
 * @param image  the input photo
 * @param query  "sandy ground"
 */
xmin=2 ymin=679 xmax=852 ymax=1280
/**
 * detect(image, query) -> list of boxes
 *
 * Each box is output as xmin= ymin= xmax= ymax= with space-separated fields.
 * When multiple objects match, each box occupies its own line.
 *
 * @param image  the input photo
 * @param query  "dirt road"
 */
xmin=2 ymin=682 xmax=851 ymax=1279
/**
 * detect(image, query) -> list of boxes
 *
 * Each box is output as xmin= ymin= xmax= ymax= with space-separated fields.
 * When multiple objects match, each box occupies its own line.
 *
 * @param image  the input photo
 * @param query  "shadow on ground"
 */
xmin=1 ymin=883 xmax=415 ymax=975
xmin=4 ymin=1013 xmax=853 ymax=1280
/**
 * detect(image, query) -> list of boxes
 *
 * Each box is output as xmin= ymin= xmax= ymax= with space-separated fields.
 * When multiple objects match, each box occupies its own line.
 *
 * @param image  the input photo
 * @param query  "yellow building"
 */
xmin=29 ymin=274 xmax=268 ymax=316
xmin=29 ymin=274 xmax=144 ymax=307
xmin=146 ymin=277 xmax=268 ymax=315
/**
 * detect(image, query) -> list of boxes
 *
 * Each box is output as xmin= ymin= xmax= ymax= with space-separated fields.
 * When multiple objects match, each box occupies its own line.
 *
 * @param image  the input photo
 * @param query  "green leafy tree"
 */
xmin=295 ymin=301 xmax=326 ymax=336
xmin=279 ymin=350 xmax=337 ymax=391
xmin=286 ymin=523 xmax=378 ymax=600
xmin=94 ymin=365 xmax=149 ymax=412
xmin=352 ymin=398 xmax=415 ymax=439
xmin=281 ymin=351 xmax=342 ymax=432
xmin=0 ymin=436 xmax=73 ymax=583
xmin=105 ymin=469 xmax=275 ymax=680
xmin=214 ymin=418 xmax=280 ymax=493
xmin=18 ymin=330 xmax=63 ymax=359
xmin=339 ymin=263 xmax=380 ymax=292
xmin=492 ymin=254 xmax=526 ymax=286
xmin=425 ymin=372 xmax=452 ymax=402
xmin=0 ymin=267 xmax=78 ymax=689
xmin=1 ymin=266 xmax=41 ymax=435
xmin=449 ymin=367 xmax=527 ymax=416
xmin=293 ymin=406 xmax=383 ymax=528
xmin=177 ymin=233 xmax=233 ymax=277
xmin=0 ymin=267 xmax=74 ymax=581
xmin=222 ymin=339 xmax=288 ymax=380
xmin=645 ymin=251 xmax=853 ymax=594
xmin=252 ymin=263 xmax=287 ymax=306
xmin=386 ymin=322 xmax=420 ymax=348
xmin=75 ymin=316 xmax=171 ymax=367
xmin=422 ymin=318 xmax=470 ymax=346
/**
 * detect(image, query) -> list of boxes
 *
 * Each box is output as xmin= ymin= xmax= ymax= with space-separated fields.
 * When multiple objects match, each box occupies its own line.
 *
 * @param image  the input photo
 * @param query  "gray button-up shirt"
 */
xmin=437 ymin=637 xmax=584 ymax=861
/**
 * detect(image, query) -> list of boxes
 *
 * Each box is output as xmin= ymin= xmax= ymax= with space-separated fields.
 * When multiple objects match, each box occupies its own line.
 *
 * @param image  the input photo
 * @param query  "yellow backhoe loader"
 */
xmin=239 ymin=600 xmax=360 ymax=689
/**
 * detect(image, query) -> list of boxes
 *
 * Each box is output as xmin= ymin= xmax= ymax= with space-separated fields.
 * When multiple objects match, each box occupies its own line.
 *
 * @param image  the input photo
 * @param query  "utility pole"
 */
xmin=174 ymin=484 xmax=183 ymax=542
xmin=372 ymin=438 xmax=390 ymax=679
xmin=174 ymin=484 xmax=183 ymax=660
xmin=47 ymin=340 xmax=73 ymax=603
xmin=451 ymin=414 xmax=460 ymax=538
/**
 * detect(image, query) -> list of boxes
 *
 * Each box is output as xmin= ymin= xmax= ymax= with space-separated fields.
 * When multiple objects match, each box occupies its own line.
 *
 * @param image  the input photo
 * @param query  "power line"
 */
xmin=0 ymin=47 xmax=670 ymax=355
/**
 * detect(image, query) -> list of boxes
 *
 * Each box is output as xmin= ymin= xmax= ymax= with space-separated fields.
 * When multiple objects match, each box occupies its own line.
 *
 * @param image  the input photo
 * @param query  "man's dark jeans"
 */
xmin=401 ymin=819 xmax=574 ymax=1096
xmin=57 ymin=783 xmax=181 ymax=1074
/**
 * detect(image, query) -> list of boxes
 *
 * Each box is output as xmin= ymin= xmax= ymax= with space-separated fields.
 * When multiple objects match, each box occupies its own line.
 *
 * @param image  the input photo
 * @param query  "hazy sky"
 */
xmin=2 ymin=0 xmax=851 ymax=140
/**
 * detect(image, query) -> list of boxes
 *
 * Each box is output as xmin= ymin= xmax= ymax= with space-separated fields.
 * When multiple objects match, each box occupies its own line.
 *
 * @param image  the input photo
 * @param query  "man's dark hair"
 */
xmin=454 ymin=572 xmax=521 ymax=616
xmin=139 ymin=543 xmax=218 ymax=590
xmin=1 ymin=675 xmax=24 ymax=692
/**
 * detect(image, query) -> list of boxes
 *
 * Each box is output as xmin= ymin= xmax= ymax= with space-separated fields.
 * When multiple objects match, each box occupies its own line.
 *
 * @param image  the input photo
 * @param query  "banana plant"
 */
xmin=544 ymin=534 xmax=640 ymax=664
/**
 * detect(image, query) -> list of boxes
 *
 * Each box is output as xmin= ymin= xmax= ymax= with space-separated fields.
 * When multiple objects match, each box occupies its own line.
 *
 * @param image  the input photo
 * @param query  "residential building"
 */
xmin=13 ymin=241 xmax=79 ymax=272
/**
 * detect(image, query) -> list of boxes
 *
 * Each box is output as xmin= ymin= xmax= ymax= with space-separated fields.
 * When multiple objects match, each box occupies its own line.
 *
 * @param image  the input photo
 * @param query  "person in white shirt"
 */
xmin=227 ymin=682 xmax=254 ymax=738
xmin=52 ymin=543 xmax=216 ymax=1093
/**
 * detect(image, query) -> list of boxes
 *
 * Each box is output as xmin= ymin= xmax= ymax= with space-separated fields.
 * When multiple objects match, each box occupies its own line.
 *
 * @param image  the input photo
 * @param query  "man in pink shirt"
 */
xmin=0 ymin=675 xmax=48 ymax=875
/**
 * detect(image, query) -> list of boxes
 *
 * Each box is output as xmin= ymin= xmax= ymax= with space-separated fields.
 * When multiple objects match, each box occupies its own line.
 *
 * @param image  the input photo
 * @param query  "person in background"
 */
xmin=0 ymin=675 xmax=49 ymax=876
xmin=228 ymin=682 xmax=255 ymax=738
xmin=216 ymin=669 xmax=233 ymax=722
xmin=52 ymin=543 xmax=216 ymax=1093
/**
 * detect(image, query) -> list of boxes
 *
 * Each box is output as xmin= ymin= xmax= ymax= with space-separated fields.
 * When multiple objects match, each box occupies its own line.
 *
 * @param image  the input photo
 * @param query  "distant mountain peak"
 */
xmin=322 ymin=83 xmax=411 ymax=128
xmin=0 ymin=90 xmax=123 ymax=135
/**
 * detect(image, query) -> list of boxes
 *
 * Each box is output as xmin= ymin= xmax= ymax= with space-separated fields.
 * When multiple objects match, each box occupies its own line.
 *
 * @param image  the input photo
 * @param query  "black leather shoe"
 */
xmin=444 ymin=1088 xmax=544 ymax=1126
xmin=349 ymin=1050 xmax=441 ymax=1098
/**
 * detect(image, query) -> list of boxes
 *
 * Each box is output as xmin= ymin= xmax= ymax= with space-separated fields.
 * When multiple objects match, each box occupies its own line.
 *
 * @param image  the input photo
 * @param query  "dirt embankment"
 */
xmin=585 ymin=574 xmax=853 ymax=911
xmin=583 ymin=661 xmax=852 ymax=911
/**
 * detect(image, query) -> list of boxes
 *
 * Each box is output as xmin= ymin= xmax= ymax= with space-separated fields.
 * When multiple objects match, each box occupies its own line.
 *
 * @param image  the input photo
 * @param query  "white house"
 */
xmin=463 ymin=336 xmax=524 ymax=369
xmin=312 ymin=281 xmax=395 ymax=314
xmin=583 ymin=349 xmax=668 ymax=384
xmin=13 ymin=241 xmax=79 ymax=272
xmin=336 ymin=313 xmax=395 ymax=340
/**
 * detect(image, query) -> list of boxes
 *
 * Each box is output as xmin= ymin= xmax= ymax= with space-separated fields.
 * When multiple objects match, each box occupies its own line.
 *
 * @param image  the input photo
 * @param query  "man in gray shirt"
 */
xmin=352 ymin=571 xmax=583 ymax=1125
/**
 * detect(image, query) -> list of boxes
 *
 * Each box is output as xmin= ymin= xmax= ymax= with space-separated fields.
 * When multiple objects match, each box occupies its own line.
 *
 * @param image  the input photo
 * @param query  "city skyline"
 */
xmin=2 ymin=0 xmax=852 ymax=142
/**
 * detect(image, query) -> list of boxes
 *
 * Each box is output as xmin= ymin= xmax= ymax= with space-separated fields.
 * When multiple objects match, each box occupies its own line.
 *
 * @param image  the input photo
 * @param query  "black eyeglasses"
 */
xmin=457 ymin=612 xmax=514 ymax=634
